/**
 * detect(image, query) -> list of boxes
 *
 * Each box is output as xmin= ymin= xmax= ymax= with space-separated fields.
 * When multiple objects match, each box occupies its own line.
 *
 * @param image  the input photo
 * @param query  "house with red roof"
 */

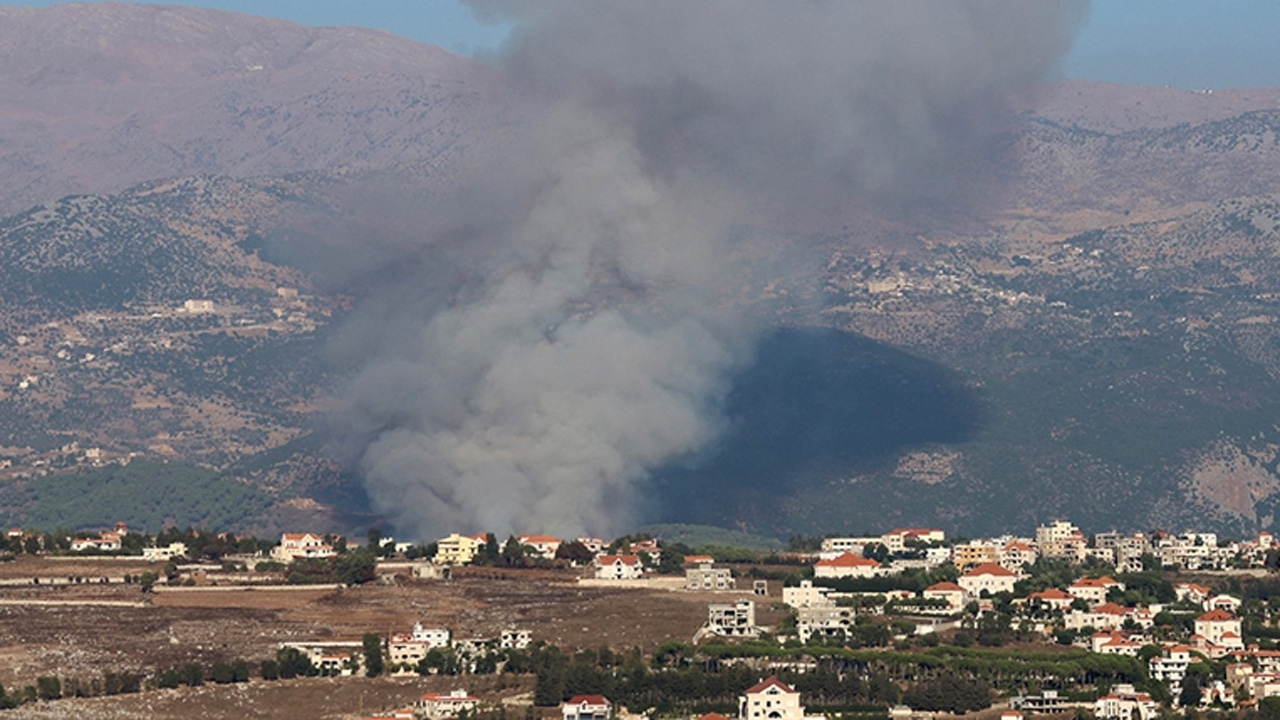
xmin=958 ymin=562 xmax=1018 ymax=596
xmin=1091 ymin=631 xmax=1142 ymax=656
xmin=1175 ymin=582 xmax=1213 ymax=607
xmin=923 ymin=581 xmax=968 ymax=611
xmin=594 ymin=554 xmax=643 ymax=580
xmin=999 ymin=541 xmax=1038 ymax=571
xmin=1195 ymin=609 xmax=1244 ymax=654
xmin=1069 ymin=575 xmax=1124 ymax=606
xmin=1027 ymin=587 xmax=1075 ymax=611
xmin=272 ymin=532 xmax=334 ymax=563
xmin=881 ymin=528 xmax=945 ymax=552
xmin=70 ymin=529 xmax=123 ymax=553
xmin=739 ymin=677 xmax=823 ymax=720
xmin=1149 ymin=645 xmax=1192 ymax=695
xmin=1094 ymin=684 xmax=1157 ymax=720
xmin=813 ymin=552 xmax=881 ymax=579
xmin=562 ymin=695 xmax=611 ymax=720
xmin=417 ymin=689 xmax=479 ymax=718
xmin=629 ymin=539 xmax=661 ymax=562
xmin=518 ymin=535 xmax=562 ymax=560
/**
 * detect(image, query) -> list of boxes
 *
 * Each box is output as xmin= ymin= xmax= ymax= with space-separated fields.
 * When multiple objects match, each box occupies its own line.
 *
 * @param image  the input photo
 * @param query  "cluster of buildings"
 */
xmin=362 ymin=689 xmax=480 ymax=720
xmin=811 ymin=522 xmax=1278 ymax=578
xmin=286 ymin=621 xmax=533 ymax=680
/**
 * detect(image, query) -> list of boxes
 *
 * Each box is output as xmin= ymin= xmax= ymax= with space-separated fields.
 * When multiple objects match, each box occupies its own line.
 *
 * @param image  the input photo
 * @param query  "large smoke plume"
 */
xmin=335 ymin=1 xmax=1087 ymax=539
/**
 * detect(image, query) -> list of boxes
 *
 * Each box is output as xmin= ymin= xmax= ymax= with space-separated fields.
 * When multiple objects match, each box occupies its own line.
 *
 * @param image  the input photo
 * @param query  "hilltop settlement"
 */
xmin=4 ymin=519 xmax=1280 ymax=719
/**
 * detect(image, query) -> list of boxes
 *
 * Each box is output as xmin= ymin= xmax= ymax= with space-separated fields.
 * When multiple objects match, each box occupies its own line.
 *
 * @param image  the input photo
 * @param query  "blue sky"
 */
xmin=12 ymin=0 xmax=1280 ymax=89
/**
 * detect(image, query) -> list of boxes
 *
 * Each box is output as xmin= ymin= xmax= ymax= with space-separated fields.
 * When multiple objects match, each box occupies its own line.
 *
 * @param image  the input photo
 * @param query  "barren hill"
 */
xmin=0 ymin=2 xmax=515 ymax=215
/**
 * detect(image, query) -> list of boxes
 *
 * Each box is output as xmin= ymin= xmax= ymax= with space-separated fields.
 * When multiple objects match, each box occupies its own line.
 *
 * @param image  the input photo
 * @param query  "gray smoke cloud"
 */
xmin=337 ymin=1 xmax=1088 ymax=539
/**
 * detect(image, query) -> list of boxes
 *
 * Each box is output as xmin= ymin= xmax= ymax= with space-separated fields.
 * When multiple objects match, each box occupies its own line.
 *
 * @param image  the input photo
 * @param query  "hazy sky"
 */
xmin=11 ymin=0 xmax=1280 ymax=89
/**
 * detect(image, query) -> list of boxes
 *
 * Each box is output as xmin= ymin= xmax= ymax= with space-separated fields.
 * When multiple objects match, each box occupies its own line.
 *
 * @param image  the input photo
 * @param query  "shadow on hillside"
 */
xmin=652 ymin=326 xmax=985 ymax=526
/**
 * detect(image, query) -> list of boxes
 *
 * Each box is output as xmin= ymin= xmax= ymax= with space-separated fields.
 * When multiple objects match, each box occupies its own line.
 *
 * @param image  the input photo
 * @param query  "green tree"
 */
xmin=502 ymin=536 xmax=529 ymax=568
xmin=276 ymin=647 xmax=316 ymax=679
xmin=1179 ymin=674 xmax=1203 ymax=708
xmin=555 ymin=541 xmax=594 ymax=565
xmin=335 ymin=547 xmax=377 ymax=585
xmin=35 ymin=676 xmax=61 ymax=701
xmin=363 ymin=633 xmax=384 ymax=677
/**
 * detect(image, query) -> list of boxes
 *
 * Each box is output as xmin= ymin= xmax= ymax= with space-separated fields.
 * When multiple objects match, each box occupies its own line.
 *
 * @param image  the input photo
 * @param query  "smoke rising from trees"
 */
xmin=336 ymin=1 xmax=1088 ymax=538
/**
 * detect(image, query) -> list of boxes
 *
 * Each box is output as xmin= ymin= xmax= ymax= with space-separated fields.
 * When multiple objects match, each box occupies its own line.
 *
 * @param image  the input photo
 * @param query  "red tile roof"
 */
xmin=567 ymin=696 xmax=611 ymax=706
xmin=1094 ymin=602 xmax=1133 ymax=615
xmin=519 ymin=535 xmax=561 ymax=544
xmin=1072 ymin=576 xmax=1118 ymax=588
xmin=1197 ymin=609 xmax=1238 ymax=622
xmin=1030 ymin=588 xmax=1073 ymax=600
xmin=597 ymin=554 xmax=640 ymax=566
xmin=815 ymin=552 xmax=880 ymax=568
xmin=963 ymin=562 xmax=1016 ymax=577
xmin=925 ymin=581 xmax=964 ymax=592
xmin=745 ymin=677 xmax=796 ymax=695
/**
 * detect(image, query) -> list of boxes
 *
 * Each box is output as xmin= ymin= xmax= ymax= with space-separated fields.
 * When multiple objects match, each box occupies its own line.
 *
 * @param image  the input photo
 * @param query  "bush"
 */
xmin=35 ymin=677 xmax=60 ymax=701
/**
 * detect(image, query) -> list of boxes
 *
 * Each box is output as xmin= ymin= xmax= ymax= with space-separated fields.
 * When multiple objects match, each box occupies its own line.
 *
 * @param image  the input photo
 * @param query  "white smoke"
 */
xmin=335 ymin=1 xmax=1088 ymax=539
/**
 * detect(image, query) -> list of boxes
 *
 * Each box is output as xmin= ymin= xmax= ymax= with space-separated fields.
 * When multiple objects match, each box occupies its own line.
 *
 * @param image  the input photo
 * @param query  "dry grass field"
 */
xmin=0 ymin=559 xmax=780 ymax=718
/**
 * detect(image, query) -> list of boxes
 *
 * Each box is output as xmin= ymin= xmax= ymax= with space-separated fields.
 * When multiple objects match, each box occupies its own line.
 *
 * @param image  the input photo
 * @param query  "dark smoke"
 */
xmin=335 ymin=1 xmax=1088 ymax=539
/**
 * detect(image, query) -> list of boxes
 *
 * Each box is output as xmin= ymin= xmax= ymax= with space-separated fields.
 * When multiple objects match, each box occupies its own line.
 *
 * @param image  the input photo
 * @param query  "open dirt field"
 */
xmin=0 ymin=559 xmax=781 ymax=716
xmin=4 ymin=674 xmax=537 ymax=720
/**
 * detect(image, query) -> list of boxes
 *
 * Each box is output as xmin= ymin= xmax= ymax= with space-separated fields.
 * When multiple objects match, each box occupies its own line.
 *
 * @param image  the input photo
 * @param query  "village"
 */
xmin=3 ymin=519 xmax=1280 ymax=719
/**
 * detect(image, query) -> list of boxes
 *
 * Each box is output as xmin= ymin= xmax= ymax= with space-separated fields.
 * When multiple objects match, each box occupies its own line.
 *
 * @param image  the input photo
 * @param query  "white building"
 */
xmin=783 ymin=580 xmax=836 ymax=609
xmin=687 ymin=563 xmax=736 ymax=591
xmin=518 ymin=535 xmax=562 ymax=560
xmin=272 ymin=533 xmax=334 ymax=562
xmin=708 ymin=599 xmax=758 ymax=637
xmin=142 ymin=542 xmax=188 ymax=561
xmin=562 ymin=695 xmax=611 ymax=720
xmin=417 ymin=690 xmax=479 ymax=719
xmin=1094 ymin=684 xmax=1156 ymax=720
xmin=958 ymin=562 xmax=1018 ymax=596
xmin=501 ymin=629 xmax=531 ymax=649
xmin=739 ymin=677 xmax=824 ymax=720
xmin=795 ymin=606 xmax=855 ymax=644
xmin=594 ymin=554 xmax=643 ymax=580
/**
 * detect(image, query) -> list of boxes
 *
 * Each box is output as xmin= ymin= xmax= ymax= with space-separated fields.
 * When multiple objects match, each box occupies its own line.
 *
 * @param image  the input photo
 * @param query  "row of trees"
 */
xmin=0 ymin=671 xmax=142 ymax=708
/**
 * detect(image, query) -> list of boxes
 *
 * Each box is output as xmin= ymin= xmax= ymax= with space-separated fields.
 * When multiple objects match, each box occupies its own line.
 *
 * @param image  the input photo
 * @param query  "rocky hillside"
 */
xmin=0 ymin=2 xmax=516 ymax=215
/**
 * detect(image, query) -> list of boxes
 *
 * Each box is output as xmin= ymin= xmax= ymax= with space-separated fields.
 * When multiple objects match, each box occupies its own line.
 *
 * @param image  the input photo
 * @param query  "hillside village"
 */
xmin=6 ymin=519 xmax=1280 ymax=718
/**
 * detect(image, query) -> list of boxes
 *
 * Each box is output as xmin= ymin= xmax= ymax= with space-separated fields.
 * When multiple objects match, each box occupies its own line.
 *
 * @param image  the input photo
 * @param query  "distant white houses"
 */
xmin=70 ymin=522 xmax=129 ymax=552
